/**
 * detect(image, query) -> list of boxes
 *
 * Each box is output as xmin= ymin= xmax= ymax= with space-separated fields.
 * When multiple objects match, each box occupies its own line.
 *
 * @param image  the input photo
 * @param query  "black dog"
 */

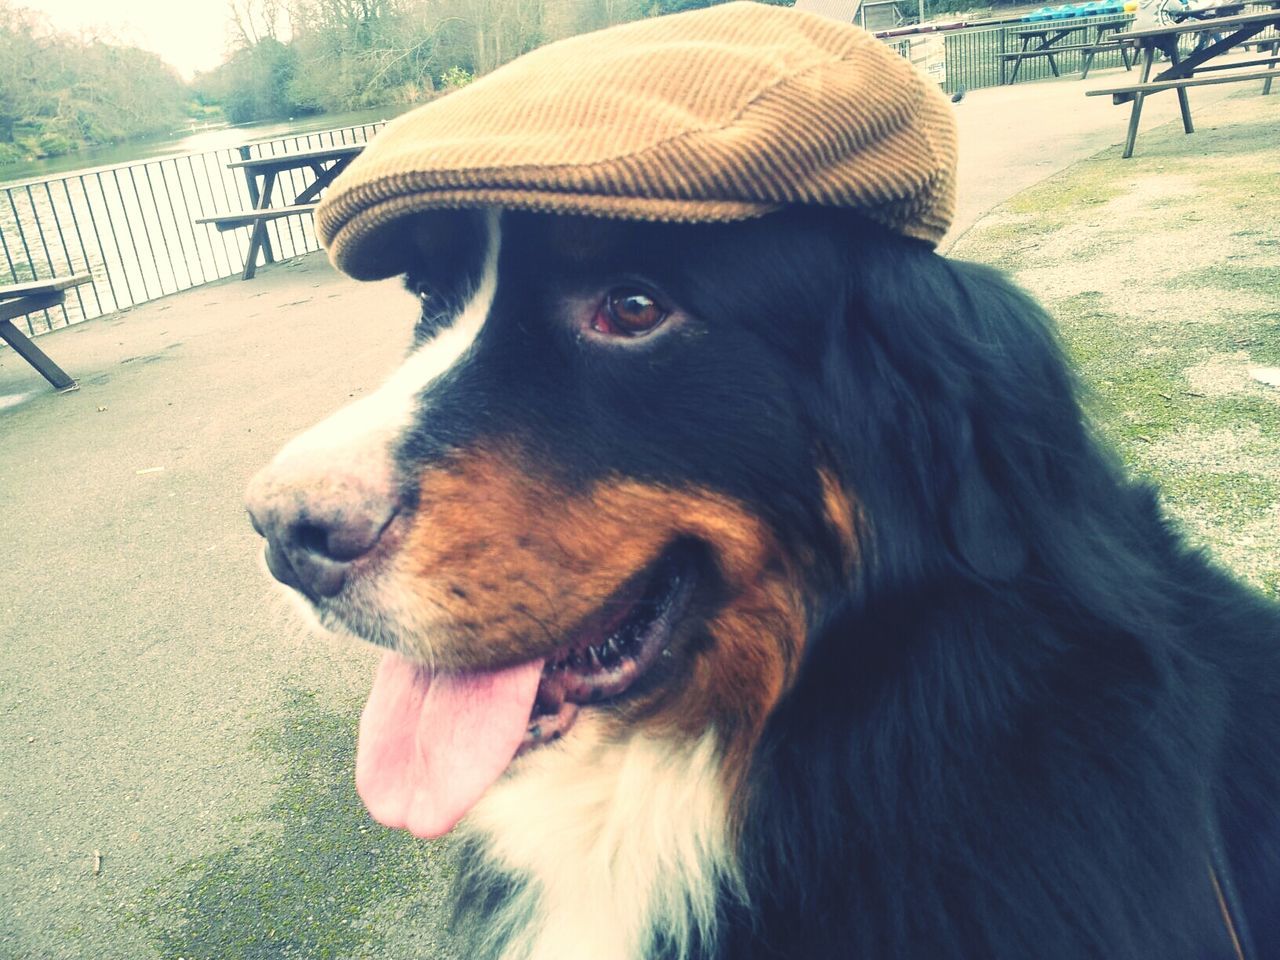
xmin=247 ymin=207 xmax=1279 ymax=960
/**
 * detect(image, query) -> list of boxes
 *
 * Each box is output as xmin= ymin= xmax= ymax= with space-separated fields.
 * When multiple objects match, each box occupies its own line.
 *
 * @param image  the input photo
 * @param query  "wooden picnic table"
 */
xmin=1087 ymin=7 xmax=1280 ymax=156
xmin=0 ymin=274 xmax=92 ymax=390
xmin=1002 ymin=18 xmax=1133 ymax=83
xmin=196 ymin=143 xmax=364 ymax=280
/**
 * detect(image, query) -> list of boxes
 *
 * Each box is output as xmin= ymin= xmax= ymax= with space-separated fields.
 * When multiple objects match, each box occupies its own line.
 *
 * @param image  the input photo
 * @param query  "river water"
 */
xmin=0 ymin=107 xmax=402 ymax=188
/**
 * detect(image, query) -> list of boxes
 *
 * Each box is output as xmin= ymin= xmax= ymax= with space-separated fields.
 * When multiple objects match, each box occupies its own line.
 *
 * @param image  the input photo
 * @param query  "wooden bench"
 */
xmin=1081 ymin=39 xmax=1139 ymax=77
xmin=999 ymin=40 xmax=1137 ymax=78
xmin=1088 ymin=64 xmax=1280 ymax=101
xmin=1241 ymin=36 xmax=1280 ymax=91
xmin=1093 ymin=9 xmax=1280 ymax=155
xmin=1001 ymin=27 xmax=1089 ymax=82
xmin=195 ymin=204 xmax=318 ymax=233
xmin=1002 ymin=19 xmax=1134 ymax=82
xmin=1000 ymin=41 xmax=1130 ymax=54
xmin=1087 ymin=64 xmax=1279 ymax=156
xmin=198 ymin=144 xmax=362 ymax=280
xmin=0 ymin=273 xmax=93 ymax=391
xmin=194 ymin=204 xmax=321 ymax=281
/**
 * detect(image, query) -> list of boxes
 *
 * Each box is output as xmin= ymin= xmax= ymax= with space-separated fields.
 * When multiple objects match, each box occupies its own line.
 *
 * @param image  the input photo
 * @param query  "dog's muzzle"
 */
xmin=245 ymin=441 xmax=399 ymax=603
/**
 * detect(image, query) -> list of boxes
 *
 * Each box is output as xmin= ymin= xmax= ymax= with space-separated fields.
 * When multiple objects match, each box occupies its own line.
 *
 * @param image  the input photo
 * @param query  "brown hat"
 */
xmin=317 ymin=1 xmax=958 ymax=281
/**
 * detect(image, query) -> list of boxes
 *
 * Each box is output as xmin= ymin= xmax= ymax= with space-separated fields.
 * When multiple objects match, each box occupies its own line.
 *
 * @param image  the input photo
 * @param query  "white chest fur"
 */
xmin=463 ymin=719 xmax=738 ymax=960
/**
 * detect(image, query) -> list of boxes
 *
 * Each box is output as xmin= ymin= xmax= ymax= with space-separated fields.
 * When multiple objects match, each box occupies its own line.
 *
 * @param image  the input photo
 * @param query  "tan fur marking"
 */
xmin=394 ymin=447 xmax=807 ymax=806
xmin=819 ymin=465 xmax=861 ymax=575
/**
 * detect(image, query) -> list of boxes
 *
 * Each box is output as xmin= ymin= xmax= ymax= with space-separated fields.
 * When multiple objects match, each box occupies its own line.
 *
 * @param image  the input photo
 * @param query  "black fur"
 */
xmin=398 ymin=208 xmax=1279 ymax=959
xmin=718 ymin=213 xmax=1280 ymax=960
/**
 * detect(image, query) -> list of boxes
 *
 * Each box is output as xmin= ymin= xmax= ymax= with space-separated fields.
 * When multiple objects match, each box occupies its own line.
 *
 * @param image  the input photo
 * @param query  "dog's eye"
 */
xmin=410 ymin=281 xmax=450 ymax=340
xmin=414 ymin=284 xmax=437 ymax=314
xmin=592 ymin=288 xmax=669 ymax=337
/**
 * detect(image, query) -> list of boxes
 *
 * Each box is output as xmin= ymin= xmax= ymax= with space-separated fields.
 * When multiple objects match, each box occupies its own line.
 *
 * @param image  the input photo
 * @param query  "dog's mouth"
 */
xmin=520 ymin=545 xmax=696 ymax=754
xmin=354 ymin=543 xmax=698 ymax=839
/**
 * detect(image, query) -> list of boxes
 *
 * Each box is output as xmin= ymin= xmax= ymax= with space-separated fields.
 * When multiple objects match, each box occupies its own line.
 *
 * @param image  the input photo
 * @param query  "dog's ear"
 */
xmin=815 ymin=228 xmax=1096 ymax=590
xmin=945 ymin=415 xmax=1027 ymax=583
xmin=929 ymin=257 xmax=1094 ymax=586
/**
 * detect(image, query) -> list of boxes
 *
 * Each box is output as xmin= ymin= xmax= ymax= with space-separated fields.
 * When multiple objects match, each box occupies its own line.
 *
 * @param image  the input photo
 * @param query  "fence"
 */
xmin=903 ymin=4 xmax=1277 ymax=94
xmin=0 ymin=121 xmax=386 ymax=339
xmin=937 ymin=13 xmax=1135 ymax=91
xmin=4 ymin=11 xmax=1277 ymax=341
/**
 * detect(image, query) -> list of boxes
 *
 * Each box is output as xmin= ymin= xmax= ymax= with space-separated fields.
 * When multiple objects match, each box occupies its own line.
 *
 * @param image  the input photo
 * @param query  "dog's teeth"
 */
xmin=587 ymin=647 xmax=602 ymax=669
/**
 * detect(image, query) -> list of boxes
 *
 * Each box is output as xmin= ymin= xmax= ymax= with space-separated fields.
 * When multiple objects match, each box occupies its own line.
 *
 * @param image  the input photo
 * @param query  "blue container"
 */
xmin=1026 ymin=5 xmax=1055 ymax=18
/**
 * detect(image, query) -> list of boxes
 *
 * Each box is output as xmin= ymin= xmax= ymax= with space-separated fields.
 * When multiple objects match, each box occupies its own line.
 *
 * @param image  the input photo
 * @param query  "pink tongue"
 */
xmin=355 ymin=651 xmax=544 ymax=838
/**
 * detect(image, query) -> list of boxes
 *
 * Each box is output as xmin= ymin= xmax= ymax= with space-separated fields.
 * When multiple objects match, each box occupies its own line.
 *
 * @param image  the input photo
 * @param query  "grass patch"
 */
xmin=1193 ymin=166 xmax=1280 ymax=204
xmin=1156 ymin=472 xmax=1280 ymax=522
xmin=1168 ymin=263 xmax=1280 ymax=298
xmin=1004 ymin=164 xmax=1125 ymax=221
xmin=130 ymin=689 xmax=457 ymax=959
xmin=1060 ymin=308 xmax=1280 ymax=444
xmin=953 ymin=94 xmax=1280 ymax=597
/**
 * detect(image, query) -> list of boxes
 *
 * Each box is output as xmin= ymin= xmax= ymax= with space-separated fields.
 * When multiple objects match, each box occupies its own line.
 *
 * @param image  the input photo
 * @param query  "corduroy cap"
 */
xmin=317 ymin=1 xmax=958 ymax=280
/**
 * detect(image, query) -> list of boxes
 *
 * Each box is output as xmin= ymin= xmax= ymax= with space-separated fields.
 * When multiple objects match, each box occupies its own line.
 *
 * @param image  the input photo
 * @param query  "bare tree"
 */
xmin=449 ymin=0 xmax=545 ymax=74
xmin=229 ymin=0 xmax=286 ymax=48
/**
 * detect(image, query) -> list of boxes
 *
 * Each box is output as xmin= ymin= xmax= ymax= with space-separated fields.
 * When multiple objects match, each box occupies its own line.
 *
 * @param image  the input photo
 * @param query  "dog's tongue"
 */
xmin=355 ymin=651 xmax=544 ymax=838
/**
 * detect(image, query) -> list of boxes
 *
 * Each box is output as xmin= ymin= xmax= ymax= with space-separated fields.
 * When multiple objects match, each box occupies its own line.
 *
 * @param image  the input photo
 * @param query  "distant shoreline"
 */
xmin=0 ymin=105 xmax=408 ymax=189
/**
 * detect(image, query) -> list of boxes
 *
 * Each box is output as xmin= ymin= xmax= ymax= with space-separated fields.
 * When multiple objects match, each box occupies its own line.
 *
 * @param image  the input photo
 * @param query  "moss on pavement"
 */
xmin=131 ymin=689 xmax=458 ymax=959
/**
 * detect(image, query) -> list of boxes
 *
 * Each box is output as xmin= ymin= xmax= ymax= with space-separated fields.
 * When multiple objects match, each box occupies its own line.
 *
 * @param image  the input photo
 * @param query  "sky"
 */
xmin=20 ymin=0 xmax=273 ymax=79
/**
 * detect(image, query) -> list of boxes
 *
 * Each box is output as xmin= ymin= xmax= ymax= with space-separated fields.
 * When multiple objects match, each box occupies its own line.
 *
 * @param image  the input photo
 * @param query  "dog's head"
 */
xmin=247 ymin=207 xmax=840 ymax=838
xmin=246 ymin=204 xmax=1087 ymax=842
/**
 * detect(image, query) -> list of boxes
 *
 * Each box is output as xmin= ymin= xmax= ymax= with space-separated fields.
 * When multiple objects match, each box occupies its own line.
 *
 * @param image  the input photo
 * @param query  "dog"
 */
xmin=246 ymin=205 xmax=1280 ymax=960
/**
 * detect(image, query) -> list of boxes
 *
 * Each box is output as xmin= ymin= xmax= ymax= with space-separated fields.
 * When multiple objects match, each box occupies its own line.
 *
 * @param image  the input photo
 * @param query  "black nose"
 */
xmin=246 ymin=468 xmax=398 ymax=603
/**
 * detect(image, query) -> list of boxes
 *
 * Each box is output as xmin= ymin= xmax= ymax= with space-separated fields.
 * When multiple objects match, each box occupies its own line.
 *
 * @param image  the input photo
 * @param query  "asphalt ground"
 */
xmin=0 ymin=68 xmax=1266 ymax=959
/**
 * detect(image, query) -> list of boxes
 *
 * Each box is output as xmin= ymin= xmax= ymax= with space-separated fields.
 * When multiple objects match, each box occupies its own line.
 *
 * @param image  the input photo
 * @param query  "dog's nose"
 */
xmin=245 ymin=462 xmax=398 ymax=602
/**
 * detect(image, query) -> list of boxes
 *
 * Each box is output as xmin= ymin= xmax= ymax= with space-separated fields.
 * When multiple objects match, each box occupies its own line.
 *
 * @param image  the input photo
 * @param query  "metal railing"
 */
xmin=940 ymin=14 xmax=1133 ymax=90
xmin=891 ymin=3 xmax=1278 ymax=94
xmin=0 ymin=121 xmax=385 ymax=338
xmin=5 ymin=10 xmax=1277 ymax=341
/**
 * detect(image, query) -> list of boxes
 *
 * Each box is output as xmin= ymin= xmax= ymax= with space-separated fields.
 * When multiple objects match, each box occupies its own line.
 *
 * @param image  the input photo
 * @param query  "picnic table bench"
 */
xmin=1241 ymin=34 xmax=1280 ymax=91
xmin=0 ymin=274 xmax=93 ymax=391
xmin=1001 ymin=19 xmax=1133 ymax=83
xmin=1086 ymin=8 xmax=1280 ymax=156
xmin=195 ymin=144 xmax=364 ymax=280
xmin=1079 ymin=35 xmax=1140 ymax=78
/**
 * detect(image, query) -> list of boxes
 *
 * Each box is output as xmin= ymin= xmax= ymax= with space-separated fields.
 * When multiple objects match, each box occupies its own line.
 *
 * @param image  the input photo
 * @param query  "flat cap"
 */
xmin=317 ymin=1 xmax=958 ymax=280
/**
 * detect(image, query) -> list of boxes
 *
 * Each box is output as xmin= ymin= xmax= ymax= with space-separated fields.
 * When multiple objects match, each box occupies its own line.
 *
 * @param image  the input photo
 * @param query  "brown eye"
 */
xmin=592 ymin=288 xmax=669 ymax=337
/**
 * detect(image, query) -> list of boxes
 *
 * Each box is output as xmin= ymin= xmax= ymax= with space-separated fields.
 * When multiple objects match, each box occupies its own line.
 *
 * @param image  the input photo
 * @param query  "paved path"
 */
xmin=942 ymin=65 xmax=1256 ymax=251
xmin=0 ymin=72 xmax=1265 ymax=959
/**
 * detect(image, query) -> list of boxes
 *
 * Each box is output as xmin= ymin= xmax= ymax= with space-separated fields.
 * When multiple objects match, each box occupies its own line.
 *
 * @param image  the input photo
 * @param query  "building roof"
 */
xmin=792 ymin=0 xmax=862 ymax=23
